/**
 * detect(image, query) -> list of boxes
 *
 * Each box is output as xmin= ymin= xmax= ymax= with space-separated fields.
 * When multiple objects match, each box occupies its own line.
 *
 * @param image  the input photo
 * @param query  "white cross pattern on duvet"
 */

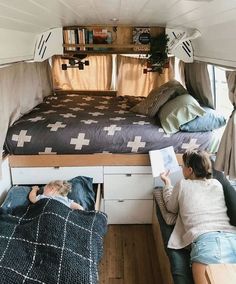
xmin=133 ymin=121 xmax=150 ymax=125
xmin=103 ymin=125 xmax=122 ymax=135
xmin=38 ymin=147 xmax=57 ymax=155
xmin=95 ymin=105 xmax=109 ymax=110
xmin=88 ymin=112 xmax=103 ymax=116
xmin=70 ymin=133 xmax=90 ymax=150
xmin=59 ymin=113 xmax=76 ymax=118
xmin=109 ymin=117 xmax=126 ymax=121
xmin=81 ymin=120 xmax=98 ymax=124
xmin=28 ymin=116 xmax=45 ymax=122
xmin=12 ymin=130 xmax=32 ymax=147
xmin=127 ymin=136 xmax=146 ymax=152
xmin=181 ymin=138 xmax=200 ymax=150
xmin=47 ymin=121 xmax=66 ymax=131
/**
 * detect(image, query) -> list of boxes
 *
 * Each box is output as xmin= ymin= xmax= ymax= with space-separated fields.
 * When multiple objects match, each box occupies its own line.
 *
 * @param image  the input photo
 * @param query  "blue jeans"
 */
xmin=190 ymin=231 xmax=236 ymax=264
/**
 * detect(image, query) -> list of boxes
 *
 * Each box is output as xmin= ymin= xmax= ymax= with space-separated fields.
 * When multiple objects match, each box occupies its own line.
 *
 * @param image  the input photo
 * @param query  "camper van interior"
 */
xmin=0 ymin=0 xmax=236 ymax=283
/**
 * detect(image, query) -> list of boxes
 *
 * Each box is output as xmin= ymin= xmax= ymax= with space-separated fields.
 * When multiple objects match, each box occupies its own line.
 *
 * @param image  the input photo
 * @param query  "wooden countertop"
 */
xmin=206 ymin=264 xmax=236 ymax=284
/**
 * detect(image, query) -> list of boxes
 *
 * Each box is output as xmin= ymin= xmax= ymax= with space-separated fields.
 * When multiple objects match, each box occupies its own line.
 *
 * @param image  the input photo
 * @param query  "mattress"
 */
xmin=5 ymin=93 xmax=216 ymax=155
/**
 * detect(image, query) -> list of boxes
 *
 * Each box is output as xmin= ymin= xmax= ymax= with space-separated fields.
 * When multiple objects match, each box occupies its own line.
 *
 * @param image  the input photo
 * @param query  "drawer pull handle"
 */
xmin=126 ymin=174 xmax=132 ymax=177
xmin=118 ymin=200 xmax=124 ymax=202
xmin=54 ymin=166 xmax=60 ymax=169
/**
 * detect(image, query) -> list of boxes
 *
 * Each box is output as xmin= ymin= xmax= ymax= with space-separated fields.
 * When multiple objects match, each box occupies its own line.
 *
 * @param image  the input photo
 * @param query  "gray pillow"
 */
xmin=158 ymin=94 xmax=206 ymax=134
xmin=130 ymin=80 xmax=188 ymax=117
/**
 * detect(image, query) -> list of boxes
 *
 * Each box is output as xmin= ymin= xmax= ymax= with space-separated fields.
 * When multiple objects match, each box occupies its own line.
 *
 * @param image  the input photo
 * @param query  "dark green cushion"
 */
xmin=212 ymin=167 xmax=236 ymax=226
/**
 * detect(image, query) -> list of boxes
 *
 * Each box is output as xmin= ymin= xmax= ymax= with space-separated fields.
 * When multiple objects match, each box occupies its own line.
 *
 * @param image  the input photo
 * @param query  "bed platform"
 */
xmin=5 ymin=93 xmax=217 ymax=156
xmin=4 ymin=90 xmax=220 ymax=225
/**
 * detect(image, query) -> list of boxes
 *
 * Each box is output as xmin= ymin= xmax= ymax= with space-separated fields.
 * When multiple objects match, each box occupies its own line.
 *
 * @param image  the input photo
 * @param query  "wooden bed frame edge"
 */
xmin=9 ymin=153 xmax=183 ymax=167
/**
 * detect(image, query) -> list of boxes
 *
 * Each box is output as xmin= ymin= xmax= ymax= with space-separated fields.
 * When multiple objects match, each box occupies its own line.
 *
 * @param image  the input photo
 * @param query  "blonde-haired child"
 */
xmin=29 ymin=180 xmax=84 ymax=210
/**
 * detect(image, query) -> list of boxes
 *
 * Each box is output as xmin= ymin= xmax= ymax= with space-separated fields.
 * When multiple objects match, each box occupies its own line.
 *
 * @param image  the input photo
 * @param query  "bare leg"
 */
xmin=192 ymin=262 xmax=208 ymax=284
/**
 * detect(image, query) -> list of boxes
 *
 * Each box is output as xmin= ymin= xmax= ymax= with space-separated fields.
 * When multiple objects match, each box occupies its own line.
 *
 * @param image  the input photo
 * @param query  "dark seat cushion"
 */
xmin=212 ymin=167 xmax=236 ymax=226
xmin=155 ymin=201 xmax=194 ymax=284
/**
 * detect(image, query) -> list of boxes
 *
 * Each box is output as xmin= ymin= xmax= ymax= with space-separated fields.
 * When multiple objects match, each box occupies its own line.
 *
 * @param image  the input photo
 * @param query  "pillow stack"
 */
xmin=131 ymin=79 xmax=226 ymax=134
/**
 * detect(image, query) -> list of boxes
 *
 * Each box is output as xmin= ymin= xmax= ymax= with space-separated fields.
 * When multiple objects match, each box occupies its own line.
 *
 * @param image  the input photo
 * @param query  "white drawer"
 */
xmin=104 ymin=199 xmax=153 ymax=224
xmin=104 ymin=166 xmax=152 ymax=174
xmin=11 ymin=166 xmax=104 ymax=184
xmin=104 ymin=174 xmax=154 ymax=199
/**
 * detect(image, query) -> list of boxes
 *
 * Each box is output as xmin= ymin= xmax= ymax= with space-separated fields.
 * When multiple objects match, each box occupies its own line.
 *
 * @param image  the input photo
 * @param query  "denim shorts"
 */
xmin=190 ymin=231 xmax=236 ymax=264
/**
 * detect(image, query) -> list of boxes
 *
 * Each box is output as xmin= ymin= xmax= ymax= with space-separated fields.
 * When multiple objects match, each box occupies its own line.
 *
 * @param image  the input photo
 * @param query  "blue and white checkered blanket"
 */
xmin=0 ymin=199 xmax=107 ymax=284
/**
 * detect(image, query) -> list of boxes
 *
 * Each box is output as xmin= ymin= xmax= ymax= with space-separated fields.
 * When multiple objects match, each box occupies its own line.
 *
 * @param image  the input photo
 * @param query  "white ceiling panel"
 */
xmin=169 ymin=0 xmax=236 ymax=28
xmin=0 ymin=0 xmax=235 ymax=33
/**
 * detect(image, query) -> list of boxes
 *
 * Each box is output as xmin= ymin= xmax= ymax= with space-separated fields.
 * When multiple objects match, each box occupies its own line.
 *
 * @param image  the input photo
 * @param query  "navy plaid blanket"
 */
xmin=0 ymin=199 xmax=107 ymax=284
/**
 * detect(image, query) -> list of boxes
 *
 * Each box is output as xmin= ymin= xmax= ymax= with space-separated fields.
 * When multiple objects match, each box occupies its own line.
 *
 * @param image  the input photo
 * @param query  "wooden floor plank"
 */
xmin=99 ymin=225 xmax=163 ymax=284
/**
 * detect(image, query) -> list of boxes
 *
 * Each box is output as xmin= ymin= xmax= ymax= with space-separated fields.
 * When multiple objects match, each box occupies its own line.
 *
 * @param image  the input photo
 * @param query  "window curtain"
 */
xmin=116 ymin=55 xmax=171 ymax=97
xmin=181 ymin=61 xmax=214 ymax=108
xmin=215 ymin=71 xmax=236 ymax=180
xmin=52 ymin=55 xmax=112 ymax=91
xmin=0 ymin=61 xmax=53 ymax=176
xmin=177 ymin=60 xmax=186 ymax=87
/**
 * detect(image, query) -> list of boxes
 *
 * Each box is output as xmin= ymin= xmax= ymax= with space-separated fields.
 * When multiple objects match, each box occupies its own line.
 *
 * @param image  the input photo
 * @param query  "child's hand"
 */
xmin=29 ymin=186 xmax=39 ymax=203
xmin=160 ymin=170 xmax=171 ymax=186
xmin=78 ymin=205 xmax=84 ymax=211
xmin=70 ymin=202 xmax=84 ymax=211
xmin=32 ymin=186 xmax=39 ymax=191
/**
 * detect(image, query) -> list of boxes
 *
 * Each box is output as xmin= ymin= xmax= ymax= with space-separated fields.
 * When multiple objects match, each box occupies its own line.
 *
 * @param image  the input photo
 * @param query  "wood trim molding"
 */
xmin=9 ymin=153 xmax=183 ymax=167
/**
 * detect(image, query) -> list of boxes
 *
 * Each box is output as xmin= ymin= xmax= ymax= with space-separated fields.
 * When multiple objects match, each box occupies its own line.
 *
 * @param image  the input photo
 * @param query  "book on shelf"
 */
xmin=133 ymin=27 xmax=151 ymax=51
xmin=93 ymin=28 xmax=108 ymax=44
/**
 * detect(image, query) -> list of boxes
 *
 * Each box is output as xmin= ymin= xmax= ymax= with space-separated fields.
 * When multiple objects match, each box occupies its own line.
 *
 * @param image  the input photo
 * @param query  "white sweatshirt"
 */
xmin=163 ymin=178 xmax=236 ymax=249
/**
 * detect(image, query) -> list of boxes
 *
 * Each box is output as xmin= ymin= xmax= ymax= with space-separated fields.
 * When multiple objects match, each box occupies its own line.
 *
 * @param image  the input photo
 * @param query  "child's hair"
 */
xmin=183 ymin=150 xmax=212 ymax=179
xmin=46 ymin=180 xmax=72 ymax=196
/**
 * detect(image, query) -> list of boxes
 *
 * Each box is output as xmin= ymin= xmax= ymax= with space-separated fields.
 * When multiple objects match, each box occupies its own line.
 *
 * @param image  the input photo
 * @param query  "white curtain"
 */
xmin=0 ymin=61 xmax=53 ymax=175
xmin=117 ymin=55 xmax=171 ymax=97
xmin=215 ymin=71 xmax=236 ymax=179
xmin=52 ymin=55 xmax=112 ymax=91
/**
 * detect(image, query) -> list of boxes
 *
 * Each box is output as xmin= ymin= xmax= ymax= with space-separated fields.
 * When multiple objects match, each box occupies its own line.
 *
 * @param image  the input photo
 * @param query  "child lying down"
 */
xmin=29 ymin=180 xmax=84 ymax=210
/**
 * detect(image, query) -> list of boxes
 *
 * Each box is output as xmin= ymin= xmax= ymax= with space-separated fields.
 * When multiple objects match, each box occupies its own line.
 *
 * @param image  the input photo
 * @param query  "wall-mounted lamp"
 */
xmin=61 ymin=54 xmax=89 ymax=70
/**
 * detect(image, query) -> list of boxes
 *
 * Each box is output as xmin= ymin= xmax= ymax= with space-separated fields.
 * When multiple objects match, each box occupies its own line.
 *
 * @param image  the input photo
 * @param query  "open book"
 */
xmin=149 ymin=146 xmax=183 ymax=187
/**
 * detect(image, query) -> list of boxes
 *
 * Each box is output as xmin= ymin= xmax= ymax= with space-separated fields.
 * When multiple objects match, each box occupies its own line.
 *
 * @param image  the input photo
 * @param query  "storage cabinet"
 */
xmin=10 ymin=164 xmax=155 ymax=224
xmin=63 ymin=25 xmax=164 ymax=54
xmin=103 ymin=166 xmax=154 ymax=224
xmin=11 ymin=166 xmax=103 ymax=184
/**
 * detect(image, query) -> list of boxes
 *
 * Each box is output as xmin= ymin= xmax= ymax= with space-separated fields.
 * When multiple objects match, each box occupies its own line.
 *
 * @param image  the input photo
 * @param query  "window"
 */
xmin=208 ymin=65 xmax=233 ymax=118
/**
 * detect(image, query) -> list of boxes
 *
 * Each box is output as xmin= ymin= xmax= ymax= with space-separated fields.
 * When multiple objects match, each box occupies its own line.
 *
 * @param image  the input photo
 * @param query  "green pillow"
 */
xmin=158 ymin=94 xmax=206 ymax=134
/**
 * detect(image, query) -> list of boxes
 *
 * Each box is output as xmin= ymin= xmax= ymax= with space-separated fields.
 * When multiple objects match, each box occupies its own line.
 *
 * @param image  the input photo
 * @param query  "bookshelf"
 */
xmin=63 ymin=25 xmax=165 ymax=55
